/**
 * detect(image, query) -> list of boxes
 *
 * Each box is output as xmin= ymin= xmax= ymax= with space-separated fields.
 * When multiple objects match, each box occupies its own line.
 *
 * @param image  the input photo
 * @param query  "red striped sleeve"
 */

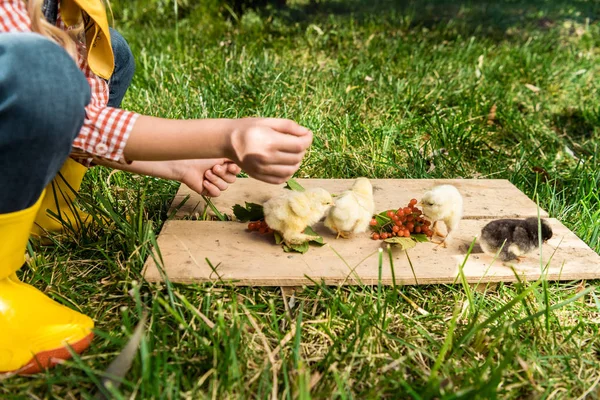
xmin=2 ymin=3 xmax=138 ymax=164
xmin=0 ymin=0 xmax=32 ymax=32
xmin=71 ymin=61 xmax=139 ymax=164
xmin=72 ymin=102 xmax=139 ymax=163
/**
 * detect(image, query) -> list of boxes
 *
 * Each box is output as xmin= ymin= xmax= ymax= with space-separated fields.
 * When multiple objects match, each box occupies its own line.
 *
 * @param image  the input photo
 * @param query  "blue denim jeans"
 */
xmin=0 ymin=30 xmax=134 ymax=214
xmin=108 ymin=28 xmax=135 ymax=108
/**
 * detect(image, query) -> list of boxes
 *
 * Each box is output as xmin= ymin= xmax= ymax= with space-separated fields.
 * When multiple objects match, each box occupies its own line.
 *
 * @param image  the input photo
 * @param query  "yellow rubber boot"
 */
xmin=0 ymin=193 xmax=94 ymax=374
xmin=31 ymin=158 xmax=91 ymax=238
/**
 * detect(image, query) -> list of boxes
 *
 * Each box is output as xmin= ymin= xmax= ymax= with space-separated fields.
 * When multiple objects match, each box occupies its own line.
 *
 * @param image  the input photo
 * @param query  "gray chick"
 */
xmin=480 ymin=217 xmax=553 ymax=262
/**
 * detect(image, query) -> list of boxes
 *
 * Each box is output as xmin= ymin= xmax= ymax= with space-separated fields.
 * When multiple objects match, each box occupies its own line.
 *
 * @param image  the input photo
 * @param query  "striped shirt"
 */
xmin=0 ymin=0 xmax=139 ymax=164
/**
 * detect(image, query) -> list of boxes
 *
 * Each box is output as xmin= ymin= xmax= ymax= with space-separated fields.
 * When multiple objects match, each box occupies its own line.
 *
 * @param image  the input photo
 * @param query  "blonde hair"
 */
xmin=27 ymin=0 xmax=83 ymax=60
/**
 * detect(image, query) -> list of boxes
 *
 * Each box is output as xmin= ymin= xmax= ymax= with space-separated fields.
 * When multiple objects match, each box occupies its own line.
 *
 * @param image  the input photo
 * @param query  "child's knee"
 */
xmin=0 ymin=33 xmax=90 ymax=149
xmin=110 ymin=28 xmax=135 ymax=80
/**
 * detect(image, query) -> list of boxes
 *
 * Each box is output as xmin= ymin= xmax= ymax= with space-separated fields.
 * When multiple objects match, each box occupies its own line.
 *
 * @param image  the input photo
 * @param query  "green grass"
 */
xmin=4 ymin=0 xmax=600 ymax=398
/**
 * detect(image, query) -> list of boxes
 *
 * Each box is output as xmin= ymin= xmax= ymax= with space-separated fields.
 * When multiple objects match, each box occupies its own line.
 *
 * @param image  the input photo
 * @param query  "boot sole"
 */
xmin=0 ymin=333 xmax=94 ymax=375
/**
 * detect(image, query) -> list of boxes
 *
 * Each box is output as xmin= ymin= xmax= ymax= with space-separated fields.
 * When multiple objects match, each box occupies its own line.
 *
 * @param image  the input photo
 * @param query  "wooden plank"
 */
xmin=143 ymin=218 xmax=600 ymax=286
xmin=169 ymin=178 xmax=548 ymax=220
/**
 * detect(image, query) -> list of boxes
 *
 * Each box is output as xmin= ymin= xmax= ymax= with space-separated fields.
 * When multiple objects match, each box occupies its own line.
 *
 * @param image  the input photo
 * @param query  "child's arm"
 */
xmin=95 ymin=158 xmax=241 ymax=197
xmin=0 ymin=2 xmax=312 ymax=186
xmin=124 ymin=116 xmax=313 ymax=185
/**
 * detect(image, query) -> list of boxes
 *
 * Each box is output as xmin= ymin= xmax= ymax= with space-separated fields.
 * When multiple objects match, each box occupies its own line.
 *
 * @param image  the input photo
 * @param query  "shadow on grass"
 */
xmin=552 ymin=109 xmax=598 ymax=141
xmin=272 ymin=0 xmax=600 ymax=40
xmin=113 ymin=0 xmax=598 ymax=38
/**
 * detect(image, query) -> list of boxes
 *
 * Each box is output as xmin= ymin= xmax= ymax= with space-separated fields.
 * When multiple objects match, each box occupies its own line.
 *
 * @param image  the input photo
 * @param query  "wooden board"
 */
xmin=169 ymin=178 xmax=549 ymax=220
xmin=143 ymin=218 xmax=600 ymax=286
xmin=145 ymin=179 xmax=599 ymax=286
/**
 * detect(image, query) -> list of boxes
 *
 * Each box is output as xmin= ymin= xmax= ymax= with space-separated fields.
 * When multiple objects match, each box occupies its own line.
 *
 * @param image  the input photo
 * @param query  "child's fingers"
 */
xmin=251 ymin=173 xmax=290 ymax=185
xmin=250 ymin=163 xmax=300 ymax=184
xmin=264 ymin=118 xmax=312 ymax=137
xmin=274 ymin=133 xmax=312 ymax=155
xmin=211 ymin=164 xmax=237 ymax=184
xmin=186 ymin=179 xmax=206 ymax=196
xmin=202 ymin=180 xmax=222 ymax=197
xmin=205 ymin=169 xmax=230 ymax=191
xmin=211 ymin=164 xmax=225 ymax=176
xmin=268 ymin=150 xmax=307 ymax=166
xmin=226 ymin=163 xmax=241 ymax=175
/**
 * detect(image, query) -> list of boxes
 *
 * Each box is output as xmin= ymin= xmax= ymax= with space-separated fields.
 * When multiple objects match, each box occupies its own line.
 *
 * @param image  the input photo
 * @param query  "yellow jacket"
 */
xmin=60 ymin=0 xmax=113 ymax=79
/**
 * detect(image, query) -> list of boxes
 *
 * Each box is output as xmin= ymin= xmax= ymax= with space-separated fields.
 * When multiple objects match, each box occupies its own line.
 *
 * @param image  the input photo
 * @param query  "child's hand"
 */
xmin=125 ymin=116 xmax=312 ymax=185
xmin=178 ymin=159 xmax=241 ymax=197
xmin=97 ymin=158 xmax=241 ymax=197
xmin=228 ymin=118 xmax=313 ymax=184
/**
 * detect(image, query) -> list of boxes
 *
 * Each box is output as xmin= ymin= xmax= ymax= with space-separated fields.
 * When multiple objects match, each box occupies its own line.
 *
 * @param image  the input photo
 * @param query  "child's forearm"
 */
xmin=121 ymin=116 xmax=313 ymax=185
xmin=94 ymin=158 xmax=180 ymax=180
xmin=123 ymin=116 xmax=235 ymax=162
xmin=93 ymin=158 xmax=241 ymax=197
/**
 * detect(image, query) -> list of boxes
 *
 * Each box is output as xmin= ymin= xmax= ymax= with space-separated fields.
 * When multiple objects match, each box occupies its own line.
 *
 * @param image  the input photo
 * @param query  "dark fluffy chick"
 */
xmin=480 ymin=217 xmax=553 ymax=261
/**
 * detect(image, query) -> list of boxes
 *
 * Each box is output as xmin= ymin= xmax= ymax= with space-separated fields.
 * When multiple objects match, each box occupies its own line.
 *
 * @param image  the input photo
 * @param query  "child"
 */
xmin=0 ymin=0 xmax=312 ymax=374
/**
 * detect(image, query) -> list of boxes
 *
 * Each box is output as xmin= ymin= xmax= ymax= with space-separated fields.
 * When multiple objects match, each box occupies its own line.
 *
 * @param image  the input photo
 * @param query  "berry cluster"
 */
xmin=247 ymin=220 xmax=274 ymax=234
xmin=369 ymin=198 xmax=433 ymax=240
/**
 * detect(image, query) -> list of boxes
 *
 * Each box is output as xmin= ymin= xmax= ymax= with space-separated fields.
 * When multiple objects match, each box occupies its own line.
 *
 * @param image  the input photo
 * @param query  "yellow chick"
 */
xmin=324 ymin=177 xmax=375 ymax=239
xmin=263 ymin=188 xmax=334 ymax=245
xmin=420 ymin=184 xmax=463 ymax=247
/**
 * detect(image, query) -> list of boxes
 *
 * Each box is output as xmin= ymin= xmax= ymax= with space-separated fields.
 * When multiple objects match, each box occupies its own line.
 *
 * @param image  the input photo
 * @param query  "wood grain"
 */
xmin=143 ymin=218 xmax=600 ymax=286
xmin=169 ymin=178 xmax=549 ymax=220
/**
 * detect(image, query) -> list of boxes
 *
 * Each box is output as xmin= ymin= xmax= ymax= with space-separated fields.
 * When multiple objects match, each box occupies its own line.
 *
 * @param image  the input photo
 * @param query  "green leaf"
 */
xmin=374 ymin=214 xmax=391 ymax=227
xmin=377 ymin=210 xmax=394 ymax=218
xmin=232 ymin=202 xmax=264 ymax=222
xmin=283 ymin=242 xmax=309 ymax=254
xmin=384 ymin=236 xmax=417 ymax=250
xmin=411 ymin=233 xmax=429 ymax=243
xmin=373 ymin=210 xmax=394 ymax=230
xmin=274 ymin=231 xmax=284 ymax=245
xmin=275 ymin=226 xmax=324 ymax=253
xmin=304 ymin=226 xmax=325 ymax=245
xmin=284 ymin=178 xmax=305 ymax=192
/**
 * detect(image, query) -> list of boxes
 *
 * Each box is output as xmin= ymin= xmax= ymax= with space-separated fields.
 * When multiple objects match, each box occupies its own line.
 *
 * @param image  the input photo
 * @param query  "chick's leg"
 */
xmin=428 ymin=221 xmax=448 ymax=247
xmin=444 ymin=218 xmax=461 ymax=248
xmin=505 ymin=252 xmax=526 ymax=263
xmin=503 ymin=243 xmax=526 ymax=263
xmin=435 ymin=220 xmax=458 ymax=248
xmin=430 ymin=238 xmax=448 ymax=248
xmin=432 ymin=221 xmax=447 ymax=238
xmin=328 ymin=222 xmax=344 ymax=240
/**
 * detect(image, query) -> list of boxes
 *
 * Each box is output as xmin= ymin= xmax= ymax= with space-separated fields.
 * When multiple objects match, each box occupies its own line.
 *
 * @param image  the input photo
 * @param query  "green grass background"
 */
xmin=4 ymin=0 xmax=600 ymax=398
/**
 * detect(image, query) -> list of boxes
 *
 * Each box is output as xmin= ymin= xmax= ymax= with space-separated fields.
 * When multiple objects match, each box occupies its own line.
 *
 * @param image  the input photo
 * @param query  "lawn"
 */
xmin=3 ymin=0 xmax=600 ymax=398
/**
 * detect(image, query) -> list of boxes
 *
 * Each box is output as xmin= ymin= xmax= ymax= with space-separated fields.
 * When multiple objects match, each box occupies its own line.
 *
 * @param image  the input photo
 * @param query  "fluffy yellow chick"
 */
xmin=420 ymin=184 xmax=463 ymax=247
xmin=324 ymin=177 xmax=375 ymax=239
xmin=263 ymin=188 xmax=334 ymax=245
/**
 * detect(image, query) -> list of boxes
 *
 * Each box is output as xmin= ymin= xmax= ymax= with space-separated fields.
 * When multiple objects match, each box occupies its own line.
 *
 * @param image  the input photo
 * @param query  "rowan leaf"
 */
xmin=283 ymin=242 xmax=309 ymax=254
xmin=384 ymin=236 xmax=417 ymax=250
xmin=233 ymin=202 xmax=264 ymax=222
xmin=276 ymin=226 xmax=324 ymax=253
xmin=274 ymin=231 xmax=284 ymax=245
xmin=284 ymin=178 xmax=306 ymax=192
xmin=304 ymin=226 xmax=325 ymax=245
xmin=411 ymin=233 xmax=429 ymax=243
